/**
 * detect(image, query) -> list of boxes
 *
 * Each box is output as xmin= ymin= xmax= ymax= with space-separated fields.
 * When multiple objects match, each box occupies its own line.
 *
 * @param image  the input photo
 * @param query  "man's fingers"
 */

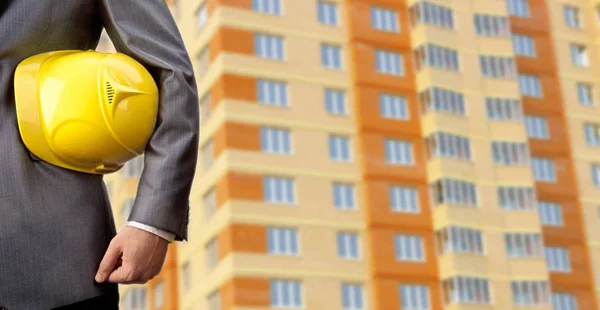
xmin=107 ymin=265 xmax=133 ymax=284
xmin=95 ymin=241 xmax=122 ymax=283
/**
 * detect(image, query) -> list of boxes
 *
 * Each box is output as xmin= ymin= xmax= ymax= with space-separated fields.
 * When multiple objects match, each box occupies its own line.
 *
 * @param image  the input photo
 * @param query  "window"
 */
xmin=258 ymin=80 xmax=288 ymax=107
xmin=592 ymin=164 xmax=600 ymax=187
xmin=329 ymin=135 xmax=351 ymax=162
xmin=380 ymin=93 xmax=408 ymax=120
xmin=197 ymin=3 xmax=208 ymax=30
xmin=498 ymin=186 xmax=536 ymax=211
xmin=181 ymin=262 xmax=191 ymax=292
xmin=197 ymin=47 xmax=210 ymax=78
xmin=342 ymin=284 xmax=364 ymax=310
xmin=370 ymin=7 xmax=399 ymax=32
xmin=512 ymin=34 xmax=536 ymax=57
xmin=400 ymin=285 xmax=431 ymax=310
xmin=390 ymin=186 xmax=419 ymax=213
xmin=585 ymin=123 xmax=600 ymax=146
xmin=333 ymin=183 xmax=355 ymax=210
xmin=255 ymin=33 xmax=284 ymax=61
xmin=525 ymin=115 xmax=549 ymax=139
xmin=435 ymin=226 xmax=484 ymax=255
xmin=200 ymin=92 xmax=211 ymax=124
xmin=504 ymin=232 xmax=544 ymax=258
xmin=545 ymin=247 xmax=570 ymax=272
xmin=518 ymin=74 xmax=542 ymax=98
xmin=564 ymin=6 xmax=581 ymax=28
xmin=385 ymin=139 xmax=413 ymax=165
xmin=267 ymin=227 xmax=299 ymax=255
xmin=253 ymin=0 xmax=281 ymax=15
xmin=571 ymin=44 xmax=589 ymax=67
xmin=507 ymin=0 xmax=530 ymax=17
xmin=261 ymin=127 xmax=291 ymax=155
xmin=552 ymin=293 xmax=577 ymax=310
xmin=419 ymin=87 xmax=466 ymax=116
xmin=207 ymin=290 xmax=221 ymax=310
xmin=511 ymin=281 xmax=551 ymax=306
xmin=337 ymin=232 xmax=360 ymax=260
xmin=124 ymin=156 xmax=144 ymax=177
xmin=394 ymin=234 xmax=425 ymax=262
xmin=264 ymin=176 xmax=295 ymax=204
xmin=431 ymin=179 xmax=478 ymax=207
xmin=205 ymin=238 xmax=218 ymax=271
xmin=531 ymin=157 xmax=556 ymax=182
xmin=318 ymin=1 xmax=338 ymax=26
xmin=577 ymin=82 xmax=594 ymax=106
xmin=325 ymin=89 xmax=347 ymax=115
xmin=270 ymin=280 xmax=303 ymax=308
xmin=474 ymin=14 xmax=509 ymax=37
xmin=375 ymin=50 xmax=403 ymax=76
xmin=491 ymin=141 xmax=529 ymax=166
xmin=486 ymin=97 xmax=523 ymax=121
xmin=203 ymin=188 xmax=217 ymax=221
xmin=202 ymin=139 xmax=213 ymax=169
xmin=442 ymin=276 xmax=491 ymax=305
xmin=425 ymin=132 xmax=472 ymax=161
xmin=122 ymin=287 xmax=147 ymax=310
xmin=321 ymin=44 xmax=343 ymax=70
xmin=538 ymin=202 xmax=563 ymax=226
xmin=409 ymin=1 xmax=454 ymax=30
xmin=154 ymin=281 xmax=164 ymax=308
xmin=479 ymin=55 xmax=516 ymax=79
xmin=414 ymin=44 xmax=460 ymax=72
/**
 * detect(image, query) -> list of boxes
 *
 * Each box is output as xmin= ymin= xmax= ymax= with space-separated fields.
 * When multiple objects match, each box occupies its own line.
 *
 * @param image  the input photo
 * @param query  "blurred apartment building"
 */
xmin=99 ymin=0 xmax=600 ymax=309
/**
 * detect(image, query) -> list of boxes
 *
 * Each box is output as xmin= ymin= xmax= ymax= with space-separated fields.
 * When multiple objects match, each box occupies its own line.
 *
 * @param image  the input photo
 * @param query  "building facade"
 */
xmin=100 ymin=0 xmax=600 ymax=309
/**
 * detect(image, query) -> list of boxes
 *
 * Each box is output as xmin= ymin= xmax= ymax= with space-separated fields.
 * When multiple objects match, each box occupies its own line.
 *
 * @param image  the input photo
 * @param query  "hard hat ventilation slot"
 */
xmin=106 ymin=82 xmax=115 ymax=105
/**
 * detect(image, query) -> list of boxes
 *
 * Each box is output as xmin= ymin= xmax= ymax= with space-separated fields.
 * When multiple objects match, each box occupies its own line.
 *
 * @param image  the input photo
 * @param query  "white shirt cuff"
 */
xmin=127 ymin=221 xmax=176 ymax=243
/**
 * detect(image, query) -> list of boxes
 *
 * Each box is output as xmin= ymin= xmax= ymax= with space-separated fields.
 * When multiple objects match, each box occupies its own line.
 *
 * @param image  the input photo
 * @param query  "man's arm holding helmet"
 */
xmin=94 ymin=0 xmax=199 ymax=284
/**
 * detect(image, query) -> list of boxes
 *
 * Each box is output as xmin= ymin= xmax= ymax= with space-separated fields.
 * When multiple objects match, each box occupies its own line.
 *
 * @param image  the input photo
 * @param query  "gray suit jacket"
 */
xmin=0 ymin=1 xmax=199 ymax=309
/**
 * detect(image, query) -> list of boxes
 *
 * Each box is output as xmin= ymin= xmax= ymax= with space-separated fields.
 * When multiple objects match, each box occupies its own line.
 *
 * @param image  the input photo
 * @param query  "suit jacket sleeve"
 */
xmin=99 ymin=0 xmax=199 ymax=241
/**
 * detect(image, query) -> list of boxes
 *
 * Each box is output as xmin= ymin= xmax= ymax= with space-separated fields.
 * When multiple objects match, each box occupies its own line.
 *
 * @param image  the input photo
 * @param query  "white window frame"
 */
xmin=375 ymin=50 xmax=404 ymax=76
xmin=329 ymin=135 xmax=351 ymax=162
xmin=263 ymin=176 xmax=296 ymax=204
xmin=385 ymin=139 xmax=414 ymax=165
xmin=342 ymin=283 xmax=365 ymax=310
xmin=258 ymin=79 xmax=288 ymax=107
xmin=504 ymin=233 xmax=544 ymax=258
xmin=390 ymin=185 xmax=419 ymax=213
xmin=325 ymin=89 xmax=347 ymax=115
xmin=261 ymin=127 xmax=292 ymax=155
xmin=318 ymin=1 xmax=339 ymax=26
xmin=577 ymin=82 xmax=594 ymax=106
xmin=380 ymin=93 xmax=408 ymax=120
xmin=333 ymin=183 xmax=356 ymax=210
xmin=498 ymin=186 xmax=537 ymax=211
xmin=512 ymin=34 xmax=536 ymax=57
xmin=321 ymin=44 xmax=343 ymax=70
xmin=507 ymin=0 xmax=530 ymax=18
xmin=252 ymin=0 xmax=282 ymax=16
xmin=431 ymin=179 xmax=478 ymax=207
xmin=394 ymin=234 xmax=425 ymax=262
xmin=545 ymin=247 xmax=571 ymax=273
xmin=571 ymin=44 xmax=589 ymax=67
xmin=371 ymin=6 xmax=399 ymax=32
xmin=538 ymin=202 xmax=563 ymax=227
xmin=255 ymin=33 xmax=285 ymax=61
xmin=531 ymin=157 xmax=556 ymax=182
xmin=267 ymin=227 xmax=300 ymax=256
xmin=419 ymin=87 xmax=466 ymax=116
xmin=485 ymin=97 xmax=523 ymax=121
xmin=436 ymin=226 xmax=485 ymax=255
xmin=564 ymin=6 xmax=582 ymax=29
xmin=400 ymin=284 xmax=431 ymax=310
xmin=270 ymin=279 xmax=304 ymax=308
xmin=518 ymin=74 xmax=543 ymax=98
xmin=525 ymin=115 xmax=549 ymax=139
xmin=337 ymin=232 xmax=361 ymax=260
xmin=511 ymin=281 xmax=551 ymax=307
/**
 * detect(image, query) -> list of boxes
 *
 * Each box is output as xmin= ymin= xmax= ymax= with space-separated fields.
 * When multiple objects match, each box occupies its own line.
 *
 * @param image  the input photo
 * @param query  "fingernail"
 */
xmin=95 ymin=274 xmax=102 ymax=282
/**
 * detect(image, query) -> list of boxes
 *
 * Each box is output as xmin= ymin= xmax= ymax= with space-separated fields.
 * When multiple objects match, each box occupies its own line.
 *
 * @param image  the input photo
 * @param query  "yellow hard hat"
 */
xmin=13 ymin=50 xmax=159 ymax=175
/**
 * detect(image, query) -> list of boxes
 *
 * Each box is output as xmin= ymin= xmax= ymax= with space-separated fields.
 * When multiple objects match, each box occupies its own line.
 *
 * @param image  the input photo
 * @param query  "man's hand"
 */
xmin=95 ymin=226 xmax=169 ymax=284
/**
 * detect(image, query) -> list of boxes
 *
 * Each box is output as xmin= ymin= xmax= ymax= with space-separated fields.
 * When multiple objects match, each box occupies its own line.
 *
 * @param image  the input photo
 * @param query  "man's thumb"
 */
xmin=95 ymin=241 xmax=122 ymax=283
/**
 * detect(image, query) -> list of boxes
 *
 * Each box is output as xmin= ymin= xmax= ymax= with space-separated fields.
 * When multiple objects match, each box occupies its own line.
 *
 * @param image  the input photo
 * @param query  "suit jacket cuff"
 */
xmin=127 ymin=221 xmax=175 ymax=243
